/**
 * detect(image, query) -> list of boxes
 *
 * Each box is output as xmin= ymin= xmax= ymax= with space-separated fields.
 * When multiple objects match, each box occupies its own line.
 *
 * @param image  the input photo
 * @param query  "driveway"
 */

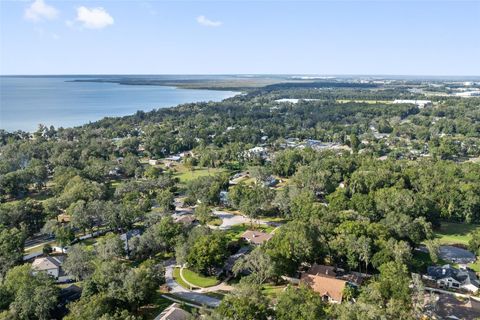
xmin=212 ymin=210 xmax=267 ymax=230
xmin=164 ymin=261 xmax=221 ymax=307
xmin=438 ymin=245 xmax=476 ymax=264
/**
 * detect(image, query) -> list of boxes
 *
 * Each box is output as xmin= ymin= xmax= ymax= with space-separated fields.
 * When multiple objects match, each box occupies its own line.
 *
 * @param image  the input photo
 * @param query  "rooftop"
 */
xmin=301 ymin=272 xmax=347 ymax=303
xmin=241 ymin=230 xmax=273 ymax=245
xmin=154 ymin=303 xmax=190 ymax=320
xmin=32 ymin=255 xmax=65 ymax=271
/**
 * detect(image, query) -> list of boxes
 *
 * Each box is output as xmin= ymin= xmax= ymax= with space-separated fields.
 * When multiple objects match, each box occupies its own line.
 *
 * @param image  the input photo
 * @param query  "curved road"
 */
xmin=164 ymin=261 xmax=221 ymax=308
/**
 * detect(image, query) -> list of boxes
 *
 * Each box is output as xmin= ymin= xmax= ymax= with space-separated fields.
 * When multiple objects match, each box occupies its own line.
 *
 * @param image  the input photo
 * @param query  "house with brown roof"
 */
xmin=301 ymin=272 xmax=347 ymax=303
xmin=300 ymin=264 xmax=367 ymax=303
xmin=174 ymin=214 xmax=197 ymax=226
xmin=241 ymin=230 xmax=273 ymax=245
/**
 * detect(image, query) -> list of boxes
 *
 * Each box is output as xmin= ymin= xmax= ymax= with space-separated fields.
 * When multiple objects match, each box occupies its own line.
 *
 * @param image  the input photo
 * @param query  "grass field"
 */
xmin=434 ymin=222 xmax=480 ymax=245
xmin=181 ymin=268 xmax=220 ymax=288
xmin=24 ymin=240 xmax=56 ymax=254
xmin=262 ymin=284 xmax=286 ymax=299
xmin=173 ymin=267 xmax=192 ymax=290
xmin=207 ymin=218 xmax=223 ymax=227
xmin=468 ymin=260 xmax=480 ymax=272
xmin=172 ymin=165 xmax=228 ymax=183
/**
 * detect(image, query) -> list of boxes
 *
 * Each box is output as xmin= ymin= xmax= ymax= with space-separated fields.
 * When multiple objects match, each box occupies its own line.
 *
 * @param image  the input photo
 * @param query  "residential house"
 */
xmin=32 ymin=255 xmax=66 ymax=279
xmin=300 ymin=264 xmax=367 ymax=303
xmin=154 ymin=303 xmax=191 ymax=320
xmin=262 ymin=176 xmax=278 ymax=187
xmin=149 ymin=159 xmax=160 ymax=166
xmin=224 ymin=246 xmax=251 ymax=274
xmin=301 ymin=272 xmax=347 ymax=303
xmin=426 ymin=264 xmax=480 ymax=293
xmin=165 ymin=155 xmax=181 ymax=162
xmin=244 ymin=146 xmax=269 ymax=160
xmin=175 ymin=214 xmax=197 ymax=226
xmin=241 ymin=230 xmax=272 ymax=245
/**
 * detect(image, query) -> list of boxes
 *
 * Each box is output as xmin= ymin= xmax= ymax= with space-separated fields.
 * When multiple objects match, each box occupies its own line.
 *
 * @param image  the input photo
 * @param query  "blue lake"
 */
xmin=0 ymin=76 xmax=239 ymax=132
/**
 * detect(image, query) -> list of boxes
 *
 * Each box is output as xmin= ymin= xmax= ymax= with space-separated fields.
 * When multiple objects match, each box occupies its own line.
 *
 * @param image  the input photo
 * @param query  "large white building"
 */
xmin=393 ymin=99 xmax=432 ymax=108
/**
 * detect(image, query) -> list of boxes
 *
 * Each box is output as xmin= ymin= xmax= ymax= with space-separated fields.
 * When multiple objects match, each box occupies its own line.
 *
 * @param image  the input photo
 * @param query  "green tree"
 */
xmin=468 ymin=229 xmax=480 ymax=256
xmin=63 ymin=244 xmax=95 ymax=281
xmin=186 ymin=232 xmax=228 ymax=275
xmin=265 ymin=220 xmax=323 ymax=276
xmin=425 ymin=239 xmax=440 ymax=264
xmin=211 ymin=283 xmax=272 ymax=320
xmin=54 ymin=225 xmax=75 ymax=252
xmin=275 ymin=285 xmax=326 ymax=320
xmin=3 ymin=264 xmax=59 ymax=320
xmin=194 ymin=203 xmax=213 ymax=225
xmin=232 ymin=247 xmax=274 ymax=285
xmin=65 ymin=293 xmax=115 ymax=320
xmin=144 ymin=165 xmax=162 ymax=179
xmin=0 ymin=227 xmax=25 ymax=278
xmin=155 ymin=189 xmax=175 ymax=213
xmin=122 ymin=154 xmax=140 ymax=177
xmin=96 ymin=233 xmax=125 ymax=260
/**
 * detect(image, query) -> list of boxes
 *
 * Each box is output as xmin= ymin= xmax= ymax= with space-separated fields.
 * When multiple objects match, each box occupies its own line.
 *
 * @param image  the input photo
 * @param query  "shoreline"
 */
xmin=1 ymin=77 xmax=241 ymax=133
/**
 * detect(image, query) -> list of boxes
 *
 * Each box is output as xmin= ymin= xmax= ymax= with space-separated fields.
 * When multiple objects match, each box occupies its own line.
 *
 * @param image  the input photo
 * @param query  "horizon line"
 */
xmin=1 ymin=73 xmax=480 ymax=78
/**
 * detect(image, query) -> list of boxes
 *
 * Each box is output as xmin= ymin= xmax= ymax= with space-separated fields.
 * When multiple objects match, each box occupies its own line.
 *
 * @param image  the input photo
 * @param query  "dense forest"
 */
xmin=0 ymin=79 xmax=480 ymax=319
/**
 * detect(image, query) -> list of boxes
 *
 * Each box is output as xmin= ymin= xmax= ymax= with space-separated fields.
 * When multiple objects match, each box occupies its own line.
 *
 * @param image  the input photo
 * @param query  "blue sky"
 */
xmin=0 ymin=0 xmax=479 ymax=75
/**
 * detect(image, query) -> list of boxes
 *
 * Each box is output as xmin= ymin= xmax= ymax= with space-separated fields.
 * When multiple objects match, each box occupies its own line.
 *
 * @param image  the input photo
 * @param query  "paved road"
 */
xmin=24 ymin=234 xmax=54 ymax=248
xmin=164 ymin=261 xmax=221 ymax=307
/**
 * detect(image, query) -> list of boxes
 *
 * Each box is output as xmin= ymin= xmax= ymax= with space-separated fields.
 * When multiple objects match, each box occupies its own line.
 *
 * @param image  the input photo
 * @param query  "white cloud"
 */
xmin=75 ymin=6 xmax=114 ymax=29
xmin=24 ymin=0 xmax=58 ymax=22
xmin=196 ymin=15 xmax=222 ymax=27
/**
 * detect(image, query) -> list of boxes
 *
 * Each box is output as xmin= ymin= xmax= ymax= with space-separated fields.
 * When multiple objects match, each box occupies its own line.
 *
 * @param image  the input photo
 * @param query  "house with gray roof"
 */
xmin=426 ymin=264 xmax=480 ymax=293
xmin=32 ymin=255 xmax=65 ymax=279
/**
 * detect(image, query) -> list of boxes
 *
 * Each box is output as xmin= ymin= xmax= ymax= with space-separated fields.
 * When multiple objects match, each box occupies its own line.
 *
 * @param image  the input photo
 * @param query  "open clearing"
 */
xmin=434 ymin=222 xmax=480 ymax=245
xmin=172 ymin=165 xmax=228 ymax=183
xmin=181 ymin=268 xmax=220 ymax=288
xmin=173 ymin=267 xmax=192 ymax=290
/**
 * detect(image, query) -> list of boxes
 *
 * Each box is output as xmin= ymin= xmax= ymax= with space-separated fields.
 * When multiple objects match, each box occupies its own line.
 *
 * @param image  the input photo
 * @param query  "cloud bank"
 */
xmin=196 ymin=15 xmax=222 ymax=27
xmin=75 ymin=6 xmax=114 ymax=29
xmin=24 ymin=0 xmax=58 ymax=22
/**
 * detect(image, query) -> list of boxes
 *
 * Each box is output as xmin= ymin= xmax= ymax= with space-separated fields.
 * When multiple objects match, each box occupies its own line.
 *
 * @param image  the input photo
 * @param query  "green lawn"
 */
xmin=181 ymin=268 xmax=220 ymax=288
xmin=173 ymin=267 xmax=192 ymax=290
xmin=262 ymin=284 xmax=286 ymax=299
xmin=173 ymin=166 xmax=228 ymax=183
xmin=468 ymin=260 xmax=480 ymax=273
xmin=434 ymin=222 xmax=480 ymax=245
xmin=24 ymin=240 xmax=56 ymax=254
xmin=207 ymin=218 xmax=223 ymax=227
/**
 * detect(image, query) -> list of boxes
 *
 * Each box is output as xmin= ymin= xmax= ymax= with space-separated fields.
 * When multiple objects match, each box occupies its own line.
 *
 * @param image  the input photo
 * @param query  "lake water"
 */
xmin=0 ymin=76 xmax=239 ymax=132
